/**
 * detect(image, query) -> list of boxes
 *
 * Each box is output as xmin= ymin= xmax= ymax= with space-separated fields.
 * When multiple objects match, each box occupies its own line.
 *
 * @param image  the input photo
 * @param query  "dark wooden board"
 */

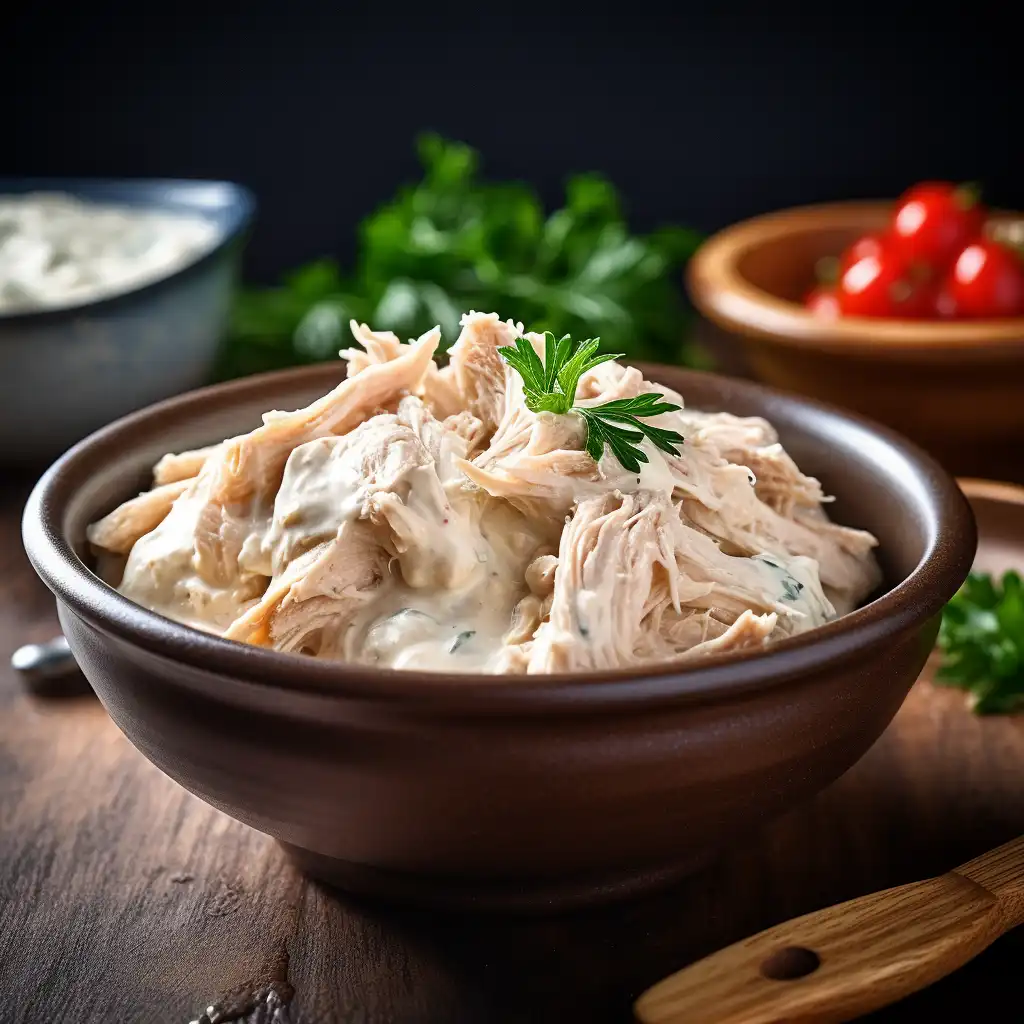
xmin=1 ymin=474 xmax=1022 ymax=1024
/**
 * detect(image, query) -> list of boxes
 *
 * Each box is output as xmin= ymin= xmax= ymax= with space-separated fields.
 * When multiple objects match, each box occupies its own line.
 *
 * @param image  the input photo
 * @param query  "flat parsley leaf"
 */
xmin=498 ymin=332 xmax=684 ymax=474
xmin=937 ymin=570 xmax=1024 ymax=714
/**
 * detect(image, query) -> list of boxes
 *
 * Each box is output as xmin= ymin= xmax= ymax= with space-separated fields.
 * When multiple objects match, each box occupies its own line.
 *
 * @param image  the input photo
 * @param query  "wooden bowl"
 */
xmin=687 ymin=201 xmax=1024 ymax=481
xmin=21 ymin=364 xmax=975 ymax=913
xmin=957 ymin=477 xmax=1024 ymax=577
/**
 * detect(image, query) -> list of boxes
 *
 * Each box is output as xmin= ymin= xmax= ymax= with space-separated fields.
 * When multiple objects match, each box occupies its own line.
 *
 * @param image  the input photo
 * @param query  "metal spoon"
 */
xmin=10 ymin=634 xmax=85 ymax=694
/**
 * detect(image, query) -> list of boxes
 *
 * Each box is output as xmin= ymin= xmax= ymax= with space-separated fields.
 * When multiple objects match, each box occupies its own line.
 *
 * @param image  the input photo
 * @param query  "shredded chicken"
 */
xmin=445 ymin=311 xmax=519 ymax=435
xmin=152 ymin=445 xmax=220 ymax=486
xmin=87 ymin=479 xmax=191 ymax=555
xmin=91 ymin=309 xmax=882 ymax=675
xmin=223 ymin=520 xmax=389 ymax=655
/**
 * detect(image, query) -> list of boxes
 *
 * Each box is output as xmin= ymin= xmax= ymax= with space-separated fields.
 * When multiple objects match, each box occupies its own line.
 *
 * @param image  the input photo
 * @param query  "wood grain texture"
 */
xmin=958 ymin=835 xmax=1024 ymax=922
xmin=1 ymin=472 xmax=1023 ymax=1024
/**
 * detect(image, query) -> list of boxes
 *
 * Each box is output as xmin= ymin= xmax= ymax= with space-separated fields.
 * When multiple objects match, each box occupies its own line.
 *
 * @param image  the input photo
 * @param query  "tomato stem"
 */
xmin=954 ymin=181 xmax=982 ymax=210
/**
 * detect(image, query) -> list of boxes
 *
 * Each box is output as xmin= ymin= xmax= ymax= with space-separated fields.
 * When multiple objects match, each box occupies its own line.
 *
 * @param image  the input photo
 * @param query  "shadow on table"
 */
xmin=308 ymin=751 xmax=1021 ymax=1024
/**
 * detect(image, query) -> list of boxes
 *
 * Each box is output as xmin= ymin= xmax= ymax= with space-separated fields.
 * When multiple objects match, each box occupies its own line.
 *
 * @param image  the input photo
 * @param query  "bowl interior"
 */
xmin=0 ymin=176 xmax=252 ymax=239
xmin=0 ymin=177 xmax=255 ymax=322
xmin=735 ymin=217 xmax=889 ymax=304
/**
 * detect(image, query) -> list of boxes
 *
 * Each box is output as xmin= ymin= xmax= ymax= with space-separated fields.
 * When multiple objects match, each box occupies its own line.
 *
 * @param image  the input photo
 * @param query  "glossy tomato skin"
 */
xmin=836 ymin=249 xmax=932 ymax=318
xmin=839 ymin=232 xmax=890 ymax=275
xmin=931 ymin=286 xmax=960 ymax=319
xmin=804 ymin=286 xmax=840 ymax=319
xmin=890 ymin=181 xmax=986 ymax=269
xmin=946 ymin=240 xmax=1024 ymax=318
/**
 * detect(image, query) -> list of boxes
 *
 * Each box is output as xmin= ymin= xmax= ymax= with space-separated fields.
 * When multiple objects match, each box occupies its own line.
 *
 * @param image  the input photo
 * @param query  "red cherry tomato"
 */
xmin=930 ymin=286 xmax=960 ymax=319
xmin=946 ymin=240 xmax=1024 ymax=318
xmin=839 ymin=232 xmax=890 ymax=274
xmin=836 ymin=249 xmax=932 ymax=318
xmin=890 ymin=181 xmax=985 ymax=269
xmin=903 ymin=284 xmax=941 ymax=319
xmin=804 ymin=286 xmax=840 ymax=319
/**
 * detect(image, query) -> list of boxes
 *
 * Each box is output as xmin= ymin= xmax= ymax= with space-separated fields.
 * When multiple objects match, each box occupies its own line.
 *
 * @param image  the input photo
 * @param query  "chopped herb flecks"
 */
xmin=449 ymin=630 xmax=476 ymax=654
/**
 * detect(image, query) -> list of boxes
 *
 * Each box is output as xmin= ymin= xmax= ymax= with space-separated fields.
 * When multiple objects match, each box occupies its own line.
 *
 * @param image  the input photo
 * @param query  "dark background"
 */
xmin=5 ymin=3 xmax=1021 ymax=283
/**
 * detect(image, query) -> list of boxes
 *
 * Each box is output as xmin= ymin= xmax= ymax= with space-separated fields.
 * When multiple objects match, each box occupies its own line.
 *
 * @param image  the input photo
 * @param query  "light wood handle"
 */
xmin=635 ymin=836 xmax=1024 ymax=1024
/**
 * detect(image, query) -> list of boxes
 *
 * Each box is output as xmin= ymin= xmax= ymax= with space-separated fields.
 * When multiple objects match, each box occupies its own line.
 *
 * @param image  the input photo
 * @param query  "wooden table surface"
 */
xmin=1 ymin=472 xmax=1022 ymax=1024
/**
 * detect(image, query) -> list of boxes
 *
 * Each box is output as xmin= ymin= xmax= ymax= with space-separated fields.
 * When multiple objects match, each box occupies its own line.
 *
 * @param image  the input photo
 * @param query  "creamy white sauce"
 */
xmin=751 ymin=552 xmax=835 ymax=624
xmin=0 ymin=192 xmax=218 ymax=313
xmin=262 ymin=435 xmax=375 ymax=573
xmin=345 ymin=497 xmax=550 ymax=672
xmin=117 ymin=477 xmax=266 ymax=634
xmin=126 ymin=409 xmax=553 ymax=673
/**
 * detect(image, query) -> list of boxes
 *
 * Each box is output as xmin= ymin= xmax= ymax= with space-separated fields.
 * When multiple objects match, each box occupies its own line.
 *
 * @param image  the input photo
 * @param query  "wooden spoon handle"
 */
xmin=635 ymin=835 xmax=1024 ymax=1024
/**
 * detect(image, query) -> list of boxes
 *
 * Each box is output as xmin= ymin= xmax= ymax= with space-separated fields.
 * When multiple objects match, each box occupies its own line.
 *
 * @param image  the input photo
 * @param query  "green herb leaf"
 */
xmin=218 ymin=135 xmax=705 ymax=379
xmin=937 ymin=570 xmax=1024 ymax=715
xmin=577 ymin=405 xmax=684 ymax=467
xmin=497 ymin=333 xmax=684 ymax=473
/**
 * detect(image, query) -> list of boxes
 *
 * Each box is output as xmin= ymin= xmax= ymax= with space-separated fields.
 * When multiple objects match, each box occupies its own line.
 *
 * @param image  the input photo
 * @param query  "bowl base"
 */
xmin=278 ymin=842 xmax=714 ymax=915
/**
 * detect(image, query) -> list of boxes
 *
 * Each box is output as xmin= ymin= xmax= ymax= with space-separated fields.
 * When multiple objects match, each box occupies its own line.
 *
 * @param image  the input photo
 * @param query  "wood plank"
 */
xmin=2 ymin=476 xmax=1022 ymax=1023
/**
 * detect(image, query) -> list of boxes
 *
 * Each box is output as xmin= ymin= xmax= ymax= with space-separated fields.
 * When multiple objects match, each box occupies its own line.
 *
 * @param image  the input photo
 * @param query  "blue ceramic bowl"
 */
xmin=0 ymin=178 xmax=255 ymax=464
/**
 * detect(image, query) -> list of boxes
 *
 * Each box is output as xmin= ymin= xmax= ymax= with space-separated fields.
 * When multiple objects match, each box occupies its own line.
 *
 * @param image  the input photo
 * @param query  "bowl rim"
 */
xmin=687 ymin=200 xmax=1024 ymax=354
xmin=22 ymin=360 xmax=976 ymax=713
xmin=0 ymin=177 xmax=256 ymax=327
xmin=956 ymin=476 xmax=1024 ymax=510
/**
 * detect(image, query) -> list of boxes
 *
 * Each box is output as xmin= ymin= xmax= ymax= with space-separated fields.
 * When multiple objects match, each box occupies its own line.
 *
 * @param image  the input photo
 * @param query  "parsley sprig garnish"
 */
xmin=937 ymin=570 xmax=1024 ymax=714
xmin=497 ymin=332 xmax=684 ymax=474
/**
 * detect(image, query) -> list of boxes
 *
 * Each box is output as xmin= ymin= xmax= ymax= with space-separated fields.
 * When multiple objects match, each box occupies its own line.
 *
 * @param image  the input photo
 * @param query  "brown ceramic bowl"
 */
xmin=687 ymin=201 xmax=1024 ymax=481
xmin=22 ymin=363 xmax=975 ymax=913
